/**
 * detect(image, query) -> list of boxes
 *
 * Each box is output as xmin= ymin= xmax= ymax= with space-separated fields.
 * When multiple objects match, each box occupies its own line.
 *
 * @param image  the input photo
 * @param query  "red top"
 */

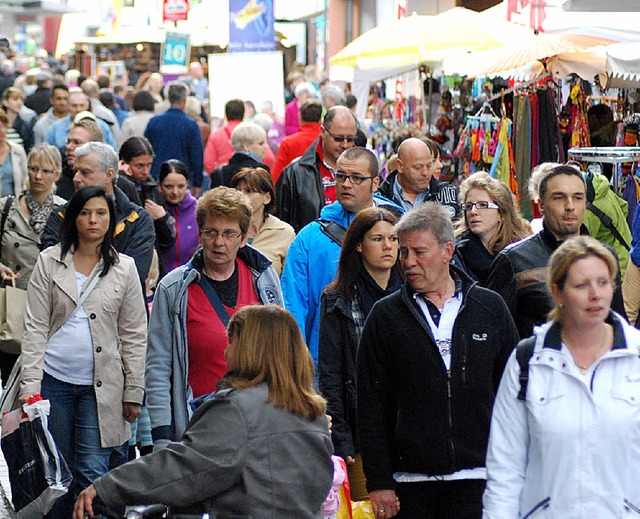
xmin=272 ymin=122 xmax=322 ymax=183
xmin=186 ymin=258 xmax=260 ymax=397
xmin=316 ymin=139 xmax=337 ymax=206
xmin=203 ymin=120 xmax=242 ymax=172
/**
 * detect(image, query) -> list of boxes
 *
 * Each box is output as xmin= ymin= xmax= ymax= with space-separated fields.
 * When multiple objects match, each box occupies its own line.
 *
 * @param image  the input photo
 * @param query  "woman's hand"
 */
xmin=73 ymin=484 xmax=98 ymax=518
xmin=118 ymin=160 xmax=131 ymax=176
xmin=123 ymin=402 xmax=142 ymax=423
xmin=344 ymin=455 xmax=355 ymax=465
xmin=0 ymin=266 xmax=18 ymax=282
xmin=370 ymin=489 xmax=401 ymax=518
xmin=144 ymin=199 xmax=166 ymax=220
xmin=18 ymin=393 xmax=33 ymax=406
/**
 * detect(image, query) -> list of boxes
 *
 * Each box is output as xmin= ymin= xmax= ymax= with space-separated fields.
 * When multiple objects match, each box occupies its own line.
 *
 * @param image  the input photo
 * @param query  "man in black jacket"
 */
xmin=357 ymin=202 xmax=518 ymax=519
xmin=276 ymin=106 xmax=357 ymax=232
xmin=41 ymin=141 xmax=155 ymax=286
xmin=377 ymin=138 xmax=460 ymax=218
xmin=485 ymin=164 xmax=625 ymax=338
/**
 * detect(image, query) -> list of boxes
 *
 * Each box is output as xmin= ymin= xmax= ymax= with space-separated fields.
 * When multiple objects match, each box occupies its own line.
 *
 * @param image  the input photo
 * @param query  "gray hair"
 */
xmin=167 ymin=81 xmax=189 ymax=105
xmin=75 ymin=142 xmax=119 ymax=174
xmin=394 ymin=202 xmax=454 ymax=245
xmin=321 ymin=85 xmax=346 ymax=106
xmin=253 ymin=113 xmax=272 ymax=134
xmin=231 ymin=122 xmax=266 ymax=151
xmin=294 ymin=81 xmax=317 ymax=99
xmin=528 ymin=162 xmax=561 ymax=203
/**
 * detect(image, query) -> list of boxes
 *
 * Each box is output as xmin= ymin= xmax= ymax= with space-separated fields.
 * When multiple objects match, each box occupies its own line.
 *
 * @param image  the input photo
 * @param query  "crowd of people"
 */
xmin=0 ymin=56 xmax=639 ymax=519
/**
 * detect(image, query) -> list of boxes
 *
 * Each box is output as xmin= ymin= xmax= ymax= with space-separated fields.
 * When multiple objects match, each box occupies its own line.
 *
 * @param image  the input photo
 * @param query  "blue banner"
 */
xmin=228 ymin=0 xmax=275 ymax=53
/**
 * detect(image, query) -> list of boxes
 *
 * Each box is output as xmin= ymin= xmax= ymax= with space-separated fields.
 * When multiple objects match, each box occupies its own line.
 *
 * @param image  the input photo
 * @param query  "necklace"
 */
xmin=565 ymin=326 xmax=611 ymax=374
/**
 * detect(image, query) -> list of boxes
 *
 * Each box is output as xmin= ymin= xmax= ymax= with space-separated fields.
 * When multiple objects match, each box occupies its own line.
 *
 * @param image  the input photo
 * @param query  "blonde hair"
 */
xmin=28 ymin=144 xmax=62 ymax=173
xmin=547 ymin=236 xmax=618 ymax=323
xmin=226 ymin=306 xmax=326 ymax=420
xmin=455 ymin=171 xmax=531 ymax=254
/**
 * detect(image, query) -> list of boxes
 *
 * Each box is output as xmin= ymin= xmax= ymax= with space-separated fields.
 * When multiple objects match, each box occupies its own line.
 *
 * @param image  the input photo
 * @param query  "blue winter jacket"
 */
xmin=281 ymin=196 xmax=402 ymax=364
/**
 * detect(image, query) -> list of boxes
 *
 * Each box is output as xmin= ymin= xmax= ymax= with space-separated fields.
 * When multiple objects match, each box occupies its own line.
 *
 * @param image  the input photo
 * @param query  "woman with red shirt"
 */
xmin=145 ymin=186 xmax=284 ymax=448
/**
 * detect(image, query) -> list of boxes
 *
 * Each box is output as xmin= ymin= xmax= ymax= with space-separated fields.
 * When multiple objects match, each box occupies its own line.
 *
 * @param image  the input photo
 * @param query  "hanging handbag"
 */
xmin=0 ymin=195 xmax=22 ymax=354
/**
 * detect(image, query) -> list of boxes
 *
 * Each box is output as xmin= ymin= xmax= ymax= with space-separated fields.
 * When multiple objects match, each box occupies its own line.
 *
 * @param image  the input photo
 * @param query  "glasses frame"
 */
xmin=27 ymin=164 xmax=58 ymax=176
xmin=200 ymin=228 xmax=243 ymax=241
xmin=462 ymin=201 xmax=499 ymax=212
xmin=335 ymin=171 xmax=375 ymax=185
xmin=325 ymin=128 xmax=358 ymax=144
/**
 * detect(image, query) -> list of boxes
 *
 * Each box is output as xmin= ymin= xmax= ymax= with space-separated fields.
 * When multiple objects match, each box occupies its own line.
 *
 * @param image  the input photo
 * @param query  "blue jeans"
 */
xmin=41 ymin=372 xmax=120 ymax=518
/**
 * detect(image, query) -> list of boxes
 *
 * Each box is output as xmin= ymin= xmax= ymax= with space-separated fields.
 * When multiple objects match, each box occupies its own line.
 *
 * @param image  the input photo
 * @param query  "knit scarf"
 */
xmin=24 ymin=191 xmax=54 ymax=237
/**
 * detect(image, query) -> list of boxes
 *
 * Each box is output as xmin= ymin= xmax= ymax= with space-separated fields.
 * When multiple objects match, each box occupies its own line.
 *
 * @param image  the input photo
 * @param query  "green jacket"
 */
xmin=583 ymin=172 xmax=631 ymax=277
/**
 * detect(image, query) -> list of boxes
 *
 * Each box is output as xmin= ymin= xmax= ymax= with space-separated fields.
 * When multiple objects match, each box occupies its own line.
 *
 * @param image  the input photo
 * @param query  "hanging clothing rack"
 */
xmin=486 ymin=74 xmax=554 ymax=103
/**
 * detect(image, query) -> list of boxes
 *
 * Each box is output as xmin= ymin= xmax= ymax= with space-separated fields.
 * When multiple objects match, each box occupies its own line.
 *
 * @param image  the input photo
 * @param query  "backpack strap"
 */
xmin=516 ymin=336 xmax=537 ymax=402
xmin=318 ymin=219 xmax=347 ymax=246
xmin=586 ymin=201 xmax=631 ymax=251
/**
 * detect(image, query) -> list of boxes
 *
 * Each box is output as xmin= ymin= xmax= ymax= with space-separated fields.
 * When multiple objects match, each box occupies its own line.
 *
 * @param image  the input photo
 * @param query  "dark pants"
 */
xmin=396 ymin=479 xmax=485 ymax=519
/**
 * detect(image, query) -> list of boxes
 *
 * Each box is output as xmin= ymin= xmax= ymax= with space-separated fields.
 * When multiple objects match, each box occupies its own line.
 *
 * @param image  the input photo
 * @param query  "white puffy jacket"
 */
xmin=483 ymin=312 xmax=640 ymax=518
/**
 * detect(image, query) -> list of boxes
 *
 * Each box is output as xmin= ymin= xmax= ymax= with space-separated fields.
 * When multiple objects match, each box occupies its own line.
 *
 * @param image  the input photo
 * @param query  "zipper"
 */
xmin=445 ymin=369 xmax=456 ymax=461
xmin=523 ymin=497 xmax=551 ymax=518
xmin=173 ymin=205 xmax=180 ymax=269
xmin=625 ymin=498 xmax=640 ymax=515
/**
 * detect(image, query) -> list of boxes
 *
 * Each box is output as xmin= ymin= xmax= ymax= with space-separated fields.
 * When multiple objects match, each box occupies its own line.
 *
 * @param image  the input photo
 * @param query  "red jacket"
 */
xmin=203 ymin=120 xmax=241 ymax=172
xmin=272 ymin=122 xmax=322 ymax=183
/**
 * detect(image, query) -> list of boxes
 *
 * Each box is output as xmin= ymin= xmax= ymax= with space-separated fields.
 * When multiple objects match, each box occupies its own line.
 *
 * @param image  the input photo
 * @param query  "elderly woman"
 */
xmin=0 ymin=108 xmax=27 ymax=198
xmin=145 ymin=186 xmax=283 ymax=448
xmin=74 ymin=305 xmax=333 ymax=519
xmin=2 ymin=87 xmax=34 ymax=153
xmin=453 ymin=171 xmax=531 ymax=285
xmin=19 ymin=185 xmax=147 ymax=517
xmin=483 ymin=236 xmax=640 ymax=517
xmin=210 ymin=122 xmax=268 ymax=189
xmin=231 ymin=167 xmax=295 ymax=275
xmin=0 ymin=144 xmax=65 ymax=385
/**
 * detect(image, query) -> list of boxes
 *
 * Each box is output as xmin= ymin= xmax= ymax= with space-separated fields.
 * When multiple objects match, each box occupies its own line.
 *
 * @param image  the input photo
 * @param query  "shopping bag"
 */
xmin=0 ymin=278 xmax=26 ymax=354
xmin=352 ymin=500 xmax=375 ymax=519
xmin=1 ymin=396 xmax=72 ymax=518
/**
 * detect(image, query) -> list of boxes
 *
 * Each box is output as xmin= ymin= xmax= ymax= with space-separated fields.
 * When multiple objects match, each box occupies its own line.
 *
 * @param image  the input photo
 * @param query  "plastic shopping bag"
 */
xmin=352 ymin=500 xmax=375 ymax=519
xmin=1 ymin=396 xmax=72 ymax=518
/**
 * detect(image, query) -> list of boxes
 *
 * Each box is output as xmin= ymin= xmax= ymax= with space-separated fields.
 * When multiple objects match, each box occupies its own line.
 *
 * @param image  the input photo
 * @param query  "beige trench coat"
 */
xmin=20 ymin=244 xmax=147 ymax=447
xmin=2 ymin=141 xmax=28 ymax=197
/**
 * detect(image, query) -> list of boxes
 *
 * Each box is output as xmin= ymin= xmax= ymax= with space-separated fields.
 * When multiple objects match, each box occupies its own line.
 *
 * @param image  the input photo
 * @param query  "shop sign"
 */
xmin=228 ymin=0 xmax=275 ymax=53
xmin=161 ymin=32 xmax=190 ymax=74
xmin=163 ymin=0 xmax=190 ymax=22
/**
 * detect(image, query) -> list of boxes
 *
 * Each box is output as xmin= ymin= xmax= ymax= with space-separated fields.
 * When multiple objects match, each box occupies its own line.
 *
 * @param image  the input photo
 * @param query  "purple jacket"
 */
xmin=162 ymin=191 xmax=200 ymax=273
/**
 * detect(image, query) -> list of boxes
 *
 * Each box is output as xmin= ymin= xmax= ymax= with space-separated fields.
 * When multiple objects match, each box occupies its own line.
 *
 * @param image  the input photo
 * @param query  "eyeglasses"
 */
xmin=27 ymin=165 xmax=57 ymax=176
xmin=200 ymin=228 xmax=242 ymax=241
xmin=335 ymin=171 xmax=375 ymax=185
xmin=462 ymin=201 xmax=499 ymax=211
xmin=325 ymin=129 xmax=357 ymax=144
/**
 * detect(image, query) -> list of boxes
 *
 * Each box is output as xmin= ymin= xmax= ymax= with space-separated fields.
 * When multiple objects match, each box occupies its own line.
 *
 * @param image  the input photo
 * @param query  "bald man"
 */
xmin=378 ymin=138 xmax=460 ymax=218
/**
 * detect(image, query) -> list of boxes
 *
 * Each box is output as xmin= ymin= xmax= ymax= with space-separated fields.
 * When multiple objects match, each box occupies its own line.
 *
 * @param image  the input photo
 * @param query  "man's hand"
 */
xmin=73 ymin=484 xmax=97 ymax=518
xmin=370 ymin=489 xmax=401 ymax=518
xmin=123 ymin=402 xmax=142 ymax=423
xmin=0 ymin=266 xmax=18 ymax=282
xmin=144 ymin=199 xmax=166 ymax=220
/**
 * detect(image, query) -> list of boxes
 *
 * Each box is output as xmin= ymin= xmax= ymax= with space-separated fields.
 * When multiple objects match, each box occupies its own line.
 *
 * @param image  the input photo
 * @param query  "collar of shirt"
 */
xmin=392 ymin=175 xmax=429 ymax=211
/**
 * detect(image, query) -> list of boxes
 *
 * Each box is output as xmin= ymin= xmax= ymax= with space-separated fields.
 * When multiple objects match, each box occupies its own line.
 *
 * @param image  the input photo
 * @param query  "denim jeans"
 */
xmin=41 ymin=371 xmax=120 ymax=518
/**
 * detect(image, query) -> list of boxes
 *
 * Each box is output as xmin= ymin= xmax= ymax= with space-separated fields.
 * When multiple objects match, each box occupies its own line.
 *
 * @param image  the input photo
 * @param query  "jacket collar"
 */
xmin=298 ymin=137 xmax=322 ymax=167
xmin=185 ymin=244 xmax=272 ymax=278
xmin=540 ymin=221 xmax=590 ymax=250
xmin=542 ymin=311 xmax=627 ymax=351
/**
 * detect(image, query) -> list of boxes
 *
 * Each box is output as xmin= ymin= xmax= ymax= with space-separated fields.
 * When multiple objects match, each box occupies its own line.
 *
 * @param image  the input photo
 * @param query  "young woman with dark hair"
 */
xmin=19 ymin=185 xmax=147 ymax=517
xmin=318 ymin=206 xmax=402 ymax=501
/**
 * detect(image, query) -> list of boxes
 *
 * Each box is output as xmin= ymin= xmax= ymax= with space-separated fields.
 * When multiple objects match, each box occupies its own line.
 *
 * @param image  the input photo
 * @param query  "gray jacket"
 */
xmin=146 ymin=246 xmax=284 ymax=445
xmin=94 ymin=383 xmax=334 ymax=518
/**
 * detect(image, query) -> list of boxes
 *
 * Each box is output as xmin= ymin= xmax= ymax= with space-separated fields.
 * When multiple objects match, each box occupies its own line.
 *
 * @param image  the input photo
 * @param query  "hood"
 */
xmin=177 ymin=190 xmax=198 ymax=211
xmin=589 ymin=172 xmax=612 ymax=199
xmin=318 ymin=201 xmax=356 ymax=228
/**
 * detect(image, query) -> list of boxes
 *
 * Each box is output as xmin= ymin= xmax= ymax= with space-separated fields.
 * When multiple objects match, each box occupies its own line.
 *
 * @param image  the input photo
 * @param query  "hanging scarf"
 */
xmin=24 ymin=190 xmax=54 ymax=237
xmin=355 ymin=266 xmax=403 ymax=319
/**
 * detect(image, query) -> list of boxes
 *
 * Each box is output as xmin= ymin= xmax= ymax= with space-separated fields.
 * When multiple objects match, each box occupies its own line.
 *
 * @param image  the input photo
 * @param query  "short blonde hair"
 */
xmin=547 ymin=236 xmax=618 ymax=323
xmin=230 ymin=122 xmax=266 ymax=152
xmin=28 ymin=144 xmax=62 ymax=173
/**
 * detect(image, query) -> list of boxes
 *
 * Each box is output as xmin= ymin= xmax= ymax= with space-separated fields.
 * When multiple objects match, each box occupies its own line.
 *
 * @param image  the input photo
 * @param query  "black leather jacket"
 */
xmin=485 ymin=224 xmax=626 ymax=338
xmin=276 ymin=138 xmax=323 ymax=233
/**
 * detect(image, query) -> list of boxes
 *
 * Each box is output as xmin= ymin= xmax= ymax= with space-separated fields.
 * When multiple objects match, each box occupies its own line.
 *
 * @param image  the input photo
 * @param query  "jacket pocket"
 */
xmin=612 ymin=381 xmax=640 ymax=407
xmin=523 ymin=497 xmax=551 ymax=518
xmin=102 ymin=282 xmax=123 ymax=313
